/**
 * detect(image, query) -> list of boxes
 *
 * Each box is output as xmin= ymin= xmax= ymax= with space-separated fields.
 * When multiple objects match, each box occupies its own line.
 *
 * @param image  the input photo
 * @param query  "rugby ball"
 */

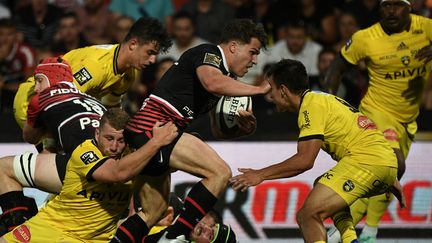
xmin=215 ymin=96 xmax=252 ymax=134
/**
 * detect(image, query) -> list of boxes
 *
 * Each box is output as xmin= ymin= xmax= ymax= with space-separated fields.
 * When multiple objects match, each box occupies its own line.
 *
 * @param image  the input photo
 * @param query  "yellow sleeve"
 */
xmin=422 ymin=16 xmax=432 ymax=41
xmin=70 ymin=141 xmax=109 ymax=181
xmin=298 ymin=100 xmax=326 ymax=140
xmin=13 ymin=77 xmax=35 ymax=129
xmin=340 ymin=30 xmax=367 ymax=65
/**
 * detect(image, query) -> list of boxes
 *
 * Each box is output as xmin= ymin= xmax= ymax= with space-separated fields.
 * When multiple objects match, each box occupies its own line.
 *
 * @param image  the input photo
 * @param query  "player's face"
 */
xmin=95 ymin=122 xmax=125 ymax=159
xmin=380 ymin=0 xmax=411 ymax=33
xmin=34 ymin=74 xmax=50 ymax=93
xmin=189 ymin=214 xmax=217 ymax=243
xmin=267 ymin=77 xmax=294 ymax=112
xmin=133 ymin=41 xmax=160 ymax=70
xmin=230 ymin=37 xmax=261 ymax=77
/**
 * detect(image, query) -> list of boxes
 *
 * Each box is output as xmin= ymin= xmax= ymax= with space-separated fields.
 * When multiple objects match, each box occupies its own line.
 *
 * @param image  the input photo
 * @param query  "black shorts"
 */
xmin=124 ymin=129 xmax=183 ymax=176
xmin=55 ymin=153 xmax=71 ymax=183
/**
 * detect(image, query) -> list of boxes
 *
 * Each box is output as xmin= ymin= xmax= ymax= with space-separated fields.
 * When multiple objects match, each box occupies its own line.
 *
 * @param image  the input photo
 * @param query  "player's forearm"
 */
xmin=115 ymin=139 xmax=162 ymax=181
xmin=22 ymin=124 xmax=44 ymax=144
xmin=258 ymin=154 xmax=313 ymax=181
xmin=205 ymin=75 xmax=265 ymax=96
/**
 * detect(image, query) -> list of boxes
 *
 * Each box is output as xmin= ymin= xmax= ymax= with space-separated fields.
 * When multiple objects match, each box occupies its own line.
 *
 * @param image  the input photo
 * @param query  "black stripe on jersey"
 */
xmin=298 ymin=134 xmax=324 ymax=142
xmin=113 ymin=45 xmax=120 ymax=75
xmin=20 ymin=155 xmax=35 ymax=187
xmin=85 ymin=157 xmax=109 ymax=182
xmin=27 ymin=153 xmax=35 ymax=187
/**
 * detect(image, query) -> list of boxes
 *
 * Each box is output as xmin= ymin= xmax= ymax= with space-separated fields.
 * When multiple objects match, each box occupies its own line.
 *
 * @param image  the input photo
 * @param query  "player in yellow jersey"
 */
xmin=229 ymin=59 xmax=405 ymax=243
xmin=324 ymin=0 xmax=432 ymax=242
xmin=13 ymin=16 xmax=172 ymax=129
xmin=0 ymin=108 xmax=178 ymax=242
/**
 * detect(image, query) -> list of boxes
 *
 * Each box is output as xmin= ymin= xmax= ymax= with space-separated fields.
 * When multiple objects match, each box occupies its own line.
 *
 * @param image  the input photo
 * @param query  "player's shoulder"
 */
xmin=71 ymin=139 xmax=103 ymax=165
xmin=410 ymin=13 xmax=432 ymax=28
xmin=64 ymin=44 xmax=118 ymax=61
xmin=188 ymin=43 xmax=220 ymax=56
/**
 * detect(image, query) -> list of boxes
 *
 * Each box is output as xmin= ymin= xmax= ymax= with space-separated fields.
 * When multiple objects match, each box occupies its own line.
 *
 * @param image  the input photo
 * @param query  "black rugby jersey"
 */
xmin=127 ymin=44 xmax=230 ymax=133
xmin=27 ymin=82 xmax=106 ymax=153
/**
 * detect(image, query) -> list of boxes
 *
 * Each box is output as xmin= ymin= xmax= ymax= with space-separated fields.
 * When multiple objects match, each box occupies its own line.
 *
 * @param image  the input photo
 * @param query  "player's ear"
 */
xmin=95 ymin=128 xmax=100 ymax=142
xmin=229 ymin=41 xmax=236 ymax=54
xmin=128 ymin=38 xmax=138 ymax=51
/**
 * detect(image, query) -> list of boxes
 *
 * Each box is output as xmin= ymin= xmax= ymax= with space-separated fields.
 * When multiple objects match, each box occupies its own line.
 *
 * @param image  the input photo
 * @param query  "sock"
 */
xmin=327 ymin=225 xmax=341 ymax=243
xmin=360 ymin=224 xmax=378 ymax=238
xmin=349 ymin=198 xmax=368 ymax=225
xmin=365 ymin=193 xmax=393 ymax=227
xmin=332 ymin=209 xmax=357 ymax=243
xmin=111 ymin=214 xmax=149 ymax=243
xmin=0 ymin=191 xmax=38 ymax=236
xmin=166 ymin=181 xmax=217 ymax=239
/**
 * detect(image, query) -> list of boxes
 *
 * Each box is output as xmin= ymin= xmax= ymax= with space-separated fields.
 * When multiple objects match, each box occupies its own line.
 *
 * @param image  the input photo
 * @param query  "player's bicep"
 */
xmin=196 ymin=65 xmax=224 ymax=91
xmin=297 ymin=139 xmax=322 ymax=168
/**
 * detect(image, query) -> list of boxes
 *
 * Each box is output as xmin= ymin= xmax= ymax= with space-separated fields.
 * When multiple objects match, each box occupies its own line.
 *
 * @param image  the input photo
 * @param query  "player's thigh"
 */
xmin=169 ymin=133 xmax=231 ymax=178
xmin=33 ymin=154 xmax=62 ymax=193
xmin=301 ymin=183 xmax=349 ymax=219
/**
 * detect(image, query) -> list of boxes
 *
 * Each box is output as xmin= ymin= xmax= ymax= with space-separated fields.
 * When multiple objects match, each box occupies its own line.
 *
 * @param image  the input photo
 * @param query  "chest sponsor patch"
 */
xmin=73 ymin=67 xmax=93 ymax=85
xmin=203 ymin=53 xmax=222 ymax=67
xmin=80 ymin=151 xmax=99 ymax=164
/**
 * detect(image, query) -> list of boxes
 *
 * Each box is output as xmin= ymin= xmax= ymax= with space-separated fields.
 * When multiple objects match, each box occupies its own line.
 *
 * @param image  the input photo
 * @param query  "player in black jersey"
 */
xmin=0 ymin=57 xmax=107 ymax=235
xmin=112 ymin=19 xmax=270 ymax=243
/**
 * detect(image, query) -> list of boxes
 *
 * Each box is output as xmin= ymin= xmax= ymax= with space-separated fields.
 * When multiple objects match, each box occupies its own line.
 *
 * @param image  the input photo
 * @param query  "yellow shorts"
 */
xmin=2 ymin=222 xmax=84 ymax=243
xmin=360 ymin=105 xmax=416 ymax=159
xmin=318 ymin=160 xmax=397 ymax=205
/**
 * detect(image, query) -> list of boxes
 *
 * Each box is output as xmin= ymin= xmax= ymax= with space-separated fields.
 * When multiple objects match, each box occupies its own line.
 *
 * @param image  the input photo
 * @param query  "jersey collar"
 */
xmin=299 ymin=89 xmax=310 ymax=108
xmin=113 ymin=44 xmax=121 ymax=75
xmin=217 ymin=45 xmax=230 ymax=75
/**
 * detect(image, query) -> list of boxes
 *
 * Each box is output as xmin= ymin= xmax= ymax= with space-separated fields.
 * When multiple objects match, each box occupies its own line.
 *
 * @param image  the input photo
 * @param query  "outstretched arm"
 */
xmin=230 ymin=139 xmax=322 ymax=191
xmin=323 ymin=54 xmax=353 ymax=95
xmin=197 ymin=65 xmax=270 ymax=97
xmin=92 ymin=121 xmax=178 ymax=183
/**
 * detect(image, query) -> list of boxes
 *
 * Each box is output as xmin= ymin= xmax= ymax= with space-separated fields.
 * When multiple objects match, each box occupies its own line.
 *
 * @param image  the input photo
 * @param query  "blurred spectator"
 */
xmin=0 ymin=18 xmax=36 ymax=112
xmin=265 ymin=20 xmax=322 ymax=77
xmin=51 ymin=12 xmax=89 ymax=55
xmin=182 ymin=0 xmax=235 ymax=44
xmin=342 ymin=0 xmax=380 ymax=29
xmin=109 ymin=0 xmax=174 ymax=25
xmin=0 ymin=3 xmax=10 ymax=18
xmin=158 ymin=11 xmax=207 ymax=61
xmin=299 ymin=0 xmax=338 ymax=46
xmin=51 ymin=0 xmax=81 ymax=12
xmin=333 ymin=11 xmax=360 ymax=53
xmin=14 ymin=0 xmax=64 ymax=50
xmin=74 ymin=0 xmax=113 ymax=45
xmin=111 ymin=15 xmax=135 ymax=43
xmin=309 ymin=48 xmax=337 ymax=92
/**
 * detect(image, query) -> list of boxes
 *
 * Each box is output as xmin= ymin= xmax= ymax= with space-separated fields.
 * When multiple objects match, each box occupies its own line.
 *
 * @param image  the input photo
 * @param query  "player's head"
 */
xmin=220 ymin=19 xmax=267 ymax=77
xmin=34 ymin=56 xmax=73 ymax=93
xmin=265 ymin=59 xmax=309 ymax=112
xmin=190 ymin=209 xmax=223 ymax=243
xmin=122 ymin=17 xmax=172 ymax=70
xmin=380 ymin=0 xmax=411 ymax=33
xmin=211 ymin=224 xmax=237 ymax=243
xmin=96 ymin=108 xmax=130 ymax=159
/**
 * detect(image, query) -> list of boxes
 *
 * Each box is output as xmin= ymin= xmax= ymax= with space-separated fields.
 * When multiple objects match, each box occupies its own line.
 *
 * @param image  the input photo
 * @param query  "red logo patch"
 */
xmin=384 ymin=129 xmax=399 ymax=141
xmin=12 ymin=225 xmax=31 ymax=242
xmin=357 ymin=115 xmax=377 ymax=129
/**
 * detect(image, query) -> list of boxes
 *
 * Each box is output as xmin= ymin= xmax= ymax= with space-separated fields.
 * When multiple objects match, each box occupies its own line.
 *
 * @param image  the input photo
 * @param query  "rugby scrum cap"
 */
xmin=381 ymin=0 xmax=411 ymax=5
xmin=34 ymin=56 xmax=73 ymax=86
xmin=210 ymin=224 xmax=237 ymax=243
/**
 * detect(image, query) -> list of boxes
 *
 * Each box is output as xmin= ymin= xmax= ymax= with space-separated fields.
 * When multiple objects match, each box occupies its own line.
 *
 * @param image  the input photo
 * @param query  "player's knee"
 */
xmin=12 ymin=152 xmax=37 ymax=188
xmin=209 ymin=162 xmax=232 ymax=187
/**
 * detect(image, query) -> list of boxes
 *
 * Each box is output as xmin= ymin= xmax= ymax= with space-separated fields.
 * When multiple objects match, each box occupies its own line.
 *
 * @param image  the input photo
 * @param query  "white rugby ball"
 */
xmin=215 ymin=96 xmax=252 ymax=134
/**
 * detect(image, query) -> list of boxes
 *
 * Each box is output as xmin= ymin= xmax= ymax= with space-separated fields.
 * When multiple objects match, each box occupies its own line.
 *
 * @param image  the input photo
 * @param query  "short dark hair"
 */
xmin=123 ymin=17 xmax=172 ymax=53
xmin=266 ymin=59 xmax=309 ymax=95
xmin=220 ymin=19 xmax=267 ymax=49
xmin=0 ymin=18 xmax=15 ymax=28
xmin=100 ymin=108 xmax=130 ymax=130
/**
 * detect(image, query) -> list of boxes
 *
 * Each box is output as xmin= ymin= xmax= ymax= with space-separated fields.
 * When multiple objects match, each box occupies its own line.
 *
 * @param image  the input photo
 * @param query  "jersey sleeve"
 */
xmin=70 ymin=141 xmax=109 ymax=182
xmin=13 ymin=78 xmax=35 ymax=129
xmin=422 ymin=16 xmax=432 ymax=41
xmin=193 ymin=46 xmax=224 ymax=71
xmin=298 ymin=99 xmax=326 ymax=141
xmin=26 ymin=94 xmax=41 ymax=127
xmin=65 ymin=53 xmax=107 ymax=99
xmin=340 ymin=30 xmax=367 ymax=65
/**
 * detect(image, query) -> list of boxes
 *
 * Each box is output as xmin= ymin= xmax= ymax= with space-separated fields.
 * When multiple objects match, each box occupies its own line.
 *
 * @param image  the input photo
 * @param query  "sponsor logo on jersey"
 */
xmin=384 ymin=66 xmax=426 ymax=80
xmin=80 ymin=151 xmax=99 ymax=164
xmin=73 ymin=67 xmax=93 ymax=85
xmin=397 ymin=42 xmax=409 ymax=51
xmin=77 ymin=189 xmax=131 ymax=203
xmin=203 ymin=53 xmax=222 ymax=67
xmin=343 ymin=180 xmax=355 ymax=192
xmin=357 ymin=115 xmax=377 ymax=129
xmin=383 ymin=129 xmax=399 ymax=141
xmin=301 ymin=110 xmax=311 ymax=129
xmin=12 ymin=224 xmax=31 ymax=242
xmin=401 ymin=55 xmax=410 ymax=66
xmin=412 ymin=29 xmax=423 ymax=35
